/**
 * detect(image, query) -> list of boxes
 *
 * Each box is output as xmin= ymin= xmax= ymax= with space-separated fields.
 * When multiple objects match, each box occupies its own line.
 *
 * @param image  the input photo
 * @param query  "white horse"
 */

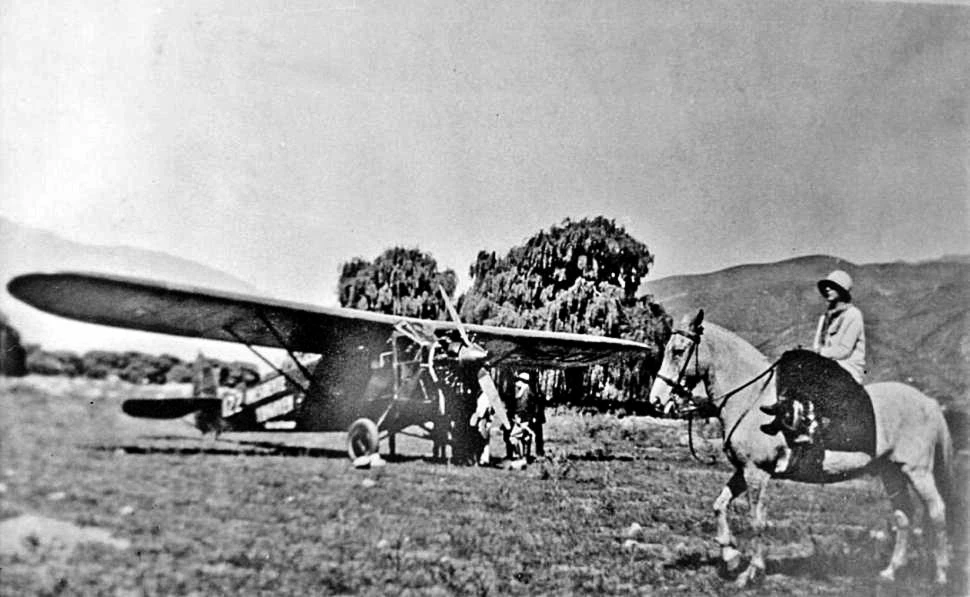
xmin=648 ymin=310 xmax=953 ymax=587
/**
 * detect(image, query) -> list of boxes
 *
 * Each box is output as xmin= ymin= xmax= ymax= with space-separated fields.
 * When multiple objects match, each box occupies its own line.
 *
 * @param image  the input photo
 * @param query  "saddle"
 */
xmin=762 ymin=349 xmax=876 ymax=455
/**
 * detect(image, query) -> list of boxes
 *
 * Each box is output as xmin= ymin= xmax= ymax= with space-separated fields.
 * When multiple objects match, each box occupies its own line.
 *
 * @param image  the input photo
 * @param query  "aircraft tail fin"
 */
xmin=122 ymin=398 xmax=222 ymax=419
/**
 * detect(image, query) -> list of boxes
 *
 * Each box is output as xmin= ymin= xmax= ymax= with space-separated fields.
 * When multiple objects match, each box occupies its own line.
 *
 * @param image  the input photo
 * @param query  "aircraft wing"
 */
xmin=8 ymin=272 xmax=651 ymax=368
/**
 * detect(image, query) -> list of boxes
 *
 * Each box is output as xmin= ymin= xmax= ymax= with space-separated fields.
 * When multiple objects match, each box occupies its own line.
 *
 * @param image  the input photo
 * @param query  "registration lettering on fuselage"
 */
xmin=255 ymin=394 xmax=295 ymax=423
xmin=247 ymin=374 xmax=290 ymax=404
xmin=220 ymin=388 xmax=245 ymax=418
xmin=223 ymin=363 xmax=310 ymax=418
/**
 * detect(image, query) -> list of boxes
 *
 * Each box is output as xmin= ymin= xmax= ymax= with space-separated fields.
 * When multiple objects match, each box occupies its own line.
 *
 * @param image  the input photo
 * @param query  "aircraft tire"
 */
xmin=347 ymin=418 xmax=380 ymax=460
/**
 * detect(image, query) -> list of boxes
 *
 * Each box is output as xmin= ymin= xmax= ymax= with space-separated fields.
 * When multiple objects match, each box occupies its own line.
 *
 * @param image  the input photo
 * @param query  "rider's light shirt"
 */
xmin=812 ymin=303 xmax=866 ymax=383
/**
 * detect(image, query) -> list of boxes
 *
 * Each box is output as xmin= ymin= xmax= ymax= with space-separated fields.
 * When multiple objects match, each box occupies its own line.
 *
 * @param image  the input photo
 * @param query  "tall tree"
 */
xmin=338 ymin=247 xmax=458 ymax=318
xmin=461 ymin=217 xmax=671 ymax=405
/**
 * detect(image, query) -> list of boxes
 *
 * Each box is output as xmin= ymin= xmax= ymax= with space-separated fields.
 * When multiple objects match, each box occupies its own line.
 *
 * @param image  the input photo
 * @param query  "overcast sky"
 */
xmin=2 ymin=0 xmax=968 ymax=308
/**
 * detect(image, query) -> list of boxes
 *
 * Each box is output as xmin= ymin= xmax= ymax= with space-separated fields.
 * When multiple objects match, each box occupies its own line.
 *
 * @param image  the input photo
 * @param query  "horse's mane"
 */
xmin=703 ymin=321 xmax=772 ymax=371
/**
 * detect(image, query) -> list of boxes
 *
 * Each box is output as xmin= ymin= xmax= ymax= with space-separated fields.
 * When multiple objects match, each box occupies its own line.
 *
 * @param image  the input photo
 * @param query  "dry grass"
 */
xmin=1 ymin=376 xmax=965 ymax=596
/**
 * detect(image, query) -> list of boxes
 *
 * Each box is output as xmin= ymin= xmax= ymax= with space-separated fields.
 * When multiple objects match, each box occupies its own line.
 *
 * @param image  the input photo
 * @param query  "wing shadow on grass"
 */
xmin=87 ymin=437 xmax=425 ymax=462
xmin=764 ymin=552 xmax=963 ymax=595
xmin=762 ymin=552 xmax=883 ymax=580
xmin=564 ymin=449 xmax=637 ymax=462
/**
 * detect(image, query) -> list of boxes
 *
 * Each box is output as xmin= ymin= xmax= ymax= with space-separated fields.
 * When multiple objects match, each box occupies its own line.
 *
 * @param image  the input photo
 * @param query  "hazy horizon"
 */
xmin=2 ymin=0 xmax=967 ymax=360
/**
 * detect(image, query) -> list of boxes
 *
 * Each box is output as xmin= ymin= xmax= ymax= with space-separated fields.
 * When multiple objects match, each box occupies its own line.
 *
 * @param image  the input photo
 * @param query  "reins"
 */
xmin=686 ymin=360 xmax=779 ymax=464
xmin=659 ymin=325 xmax=781 ymax=464
xmin=710 ymin=360 xmax=779 ymax=415
xmin=686 ymin=414 xmax=718 ymax=464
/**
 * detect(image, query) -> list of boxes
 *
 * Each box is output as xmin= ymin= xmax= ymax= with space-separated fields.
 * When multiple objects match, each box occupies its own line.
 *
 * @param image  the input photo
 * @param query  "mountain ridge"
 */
xmin=643 ymin=254 xmax=969 ymax=409
xmin=0 ymin=217 xmax=264 ymax=363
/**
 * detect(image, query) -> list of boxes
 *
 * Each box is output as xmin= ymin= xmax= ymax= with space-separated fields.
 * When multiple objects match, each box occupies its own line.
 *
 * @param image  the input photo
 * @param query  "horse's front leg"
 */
xmin=736 ymin=465 xmax=771 ymax=588
xmin=714 ymin=468 xmax=747 ymax=576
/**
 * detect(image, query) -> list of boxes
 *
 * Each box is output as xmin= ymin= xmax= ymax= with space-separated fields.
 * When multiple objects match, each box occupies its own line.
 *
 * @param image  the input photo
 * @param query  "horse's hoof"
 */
xmin=734 ymin=565 xmax=764 ymax=588
xmin=719 ymin=554 xmax=743 ymax=579
xmin=718 ymin=552 xmax=749 ymax=580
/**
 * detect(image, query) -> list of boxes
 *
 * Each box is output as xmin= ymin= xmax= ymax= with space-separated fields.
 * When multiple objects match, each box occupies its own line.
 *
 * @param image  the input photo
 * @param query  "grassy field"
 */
xmin=1 ymin=376 xmax=966 ymax=596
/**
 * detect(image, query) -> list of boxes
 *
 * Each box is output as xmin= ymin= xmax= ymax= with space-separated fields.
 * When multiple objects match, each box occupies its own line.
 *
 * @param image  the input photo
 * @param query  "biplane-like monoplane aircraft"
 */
xmin=8 ymin=272 xmax=651 ymax=463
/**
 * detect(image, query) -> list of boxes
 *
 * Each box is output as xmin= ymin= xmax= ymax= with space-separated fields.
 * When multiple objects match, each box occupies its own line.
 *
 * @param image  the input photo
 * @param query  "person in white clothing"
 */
xmin=786 ymin=269 xmax=866 ymax=446
xmin=813 ymin=270 xmax=866 ymax=384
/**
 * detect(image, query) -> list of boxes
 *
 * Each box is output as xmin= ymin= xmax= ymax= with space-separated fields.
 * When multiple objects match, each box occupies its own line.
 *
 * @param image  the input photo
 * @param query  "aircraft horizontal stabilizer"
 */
xmin=122 ymin=398 xmax=222 ymax=419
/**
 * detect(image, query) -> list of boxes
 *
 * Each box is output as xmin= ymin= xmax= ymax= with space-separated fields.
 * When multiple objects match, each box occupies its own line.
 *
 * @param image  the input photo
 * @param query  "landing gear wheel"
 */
xmin=347 ymin=418 xmax=380 ymax=461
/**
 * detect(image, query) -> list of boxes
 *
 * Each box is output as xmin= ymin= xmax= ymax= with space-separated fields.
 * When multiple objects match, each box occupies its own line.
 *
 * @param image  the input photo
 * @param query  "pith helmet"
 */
xmin=515 ymin=372 xmax=531 ymax=384
xmin=817 ymin=270 xmax=853 ymax=301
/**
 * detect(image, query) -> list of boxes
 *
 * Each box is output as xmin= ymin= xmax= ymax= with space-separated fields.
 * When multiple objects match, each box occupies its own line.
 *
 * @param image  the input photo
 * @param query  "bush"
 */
xmin=22 ymin=346 xmax=257 ymax=387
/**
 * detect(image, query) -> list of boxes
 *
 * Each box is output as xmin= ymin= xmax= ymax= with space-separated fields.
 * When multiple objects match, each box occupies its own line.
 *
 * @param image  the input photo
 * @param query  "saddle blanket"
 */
xmin=776 ymin=349 xmax=876 ymax=454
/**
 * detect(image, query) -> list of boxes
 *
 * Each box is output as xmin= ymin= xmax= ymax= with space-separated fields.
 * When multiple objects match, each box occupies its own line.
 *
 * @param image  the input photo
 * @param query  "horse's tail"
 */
xmin=933 ymin=406 xmax=955 ymax=514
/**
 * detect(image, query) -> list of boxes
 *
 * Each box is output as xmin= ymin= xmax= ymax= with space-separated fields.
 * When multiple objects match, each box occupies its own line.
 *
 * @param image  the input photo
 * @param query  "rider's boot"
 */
xmin=759 ymin=397 xmax=789 ymax=435
xmin=759 ymin=399 xmax=785 ymax=416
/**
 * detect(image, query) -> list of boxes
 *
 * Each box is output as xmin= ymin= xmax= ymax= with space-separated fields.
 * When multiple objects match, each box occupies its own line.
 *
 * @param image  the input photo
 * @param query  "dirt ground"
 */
xmin=1 ymin=376 xmax=966 ymax=596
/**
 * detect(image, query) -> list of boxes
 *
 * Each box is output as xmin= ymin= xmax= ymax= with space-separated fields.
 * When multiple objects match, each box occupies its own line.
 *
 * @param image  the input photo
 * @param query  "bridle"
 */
xmin=655 ymin=324 xmax=780 ymax=419
xmin=654 ymin=326 xmax=712 ymax=416
xmin=654 ymin=321 xmax=781 ymax=464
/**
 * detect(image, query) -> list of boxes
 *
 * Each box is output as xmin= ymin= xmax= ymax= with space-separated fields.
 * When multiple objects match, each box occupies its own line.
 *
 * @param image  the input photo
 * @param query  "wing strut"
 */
xmin=222 ymin=325 xmax=307 ymax=392
xmin=221 ymin=309 xmax=317 ymax=395
xmin=254 ymin=309 xmax=318 ymax=385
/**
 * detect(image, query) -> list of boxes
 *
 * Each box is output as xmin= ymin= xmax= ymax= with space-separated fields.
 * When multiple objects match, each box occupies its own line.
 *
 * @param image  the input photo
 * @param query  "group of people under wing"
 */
xmin=470 ymin=371 xmax=542 ymax=468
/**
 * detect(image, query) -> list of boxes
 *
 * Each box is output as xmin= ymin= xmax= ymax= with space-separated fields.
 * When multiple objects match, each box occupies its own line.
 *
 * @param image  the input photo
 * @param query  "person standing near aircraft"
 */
xmin=470 ymin=386 xmax=496 ymax=466
xmin=531 ymin=380 xmax=546 ymax=457
xmin=505 ymin=372 xmax=537 ymax=467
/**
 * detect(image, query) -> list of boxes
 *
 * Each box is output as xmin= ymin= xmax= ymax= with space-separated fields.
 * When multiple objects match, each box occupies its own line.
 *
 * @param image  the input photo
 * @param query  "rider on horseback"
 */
xmin=813 ymin=269 xmax=866 ymax=385
xmin=764 ymin=270 xmax=867 ymax=445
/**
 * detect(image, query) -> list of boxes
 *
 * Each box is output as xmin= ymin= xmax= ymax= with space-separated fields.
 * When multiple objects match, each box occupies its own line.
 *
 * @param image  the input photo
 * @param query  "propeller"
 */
xmin=438 ymin=285 xmax=488 ymax=364
xmin=437 ymin=285 xmax=508 ymax=427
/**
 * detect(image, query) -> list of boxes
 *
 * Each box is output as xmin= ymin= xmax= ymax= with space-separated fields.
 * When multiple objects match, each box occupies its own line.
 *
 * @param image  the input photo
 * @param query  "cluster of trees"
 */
xmin=462 ymin=217 xmax=670 ymax=405
xmin=21 ymin=346 xmax=259 ymax=387
xmin=337 ymin=217 xmax=671 ymax=407
xmin=338 ymin=247 xmax=458 ymax=318
xmin=461 ymin=218 xmax=659 ymax=330
xmin=467 ymin=216 xmax=654 ymax=308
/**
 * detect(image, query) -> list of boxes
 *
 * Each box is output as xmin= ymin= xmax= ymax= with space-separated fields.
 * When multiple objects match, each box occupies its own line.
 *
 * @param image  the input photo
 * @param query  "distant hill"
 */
xmin=643 ymin=255 xmax=969 ymax=409
xmin=0 ymin=217 xmax=257 ymax=292
xmin=0 ymin=217 xmax=263 ymax=362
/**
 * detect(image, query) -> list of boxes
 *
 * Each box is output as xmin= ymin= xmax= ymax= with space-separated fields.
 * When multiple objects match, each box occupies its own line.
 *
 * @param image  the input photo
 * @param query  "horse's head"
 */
xmin=649 ymin=309 xmax=711 ymax=417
